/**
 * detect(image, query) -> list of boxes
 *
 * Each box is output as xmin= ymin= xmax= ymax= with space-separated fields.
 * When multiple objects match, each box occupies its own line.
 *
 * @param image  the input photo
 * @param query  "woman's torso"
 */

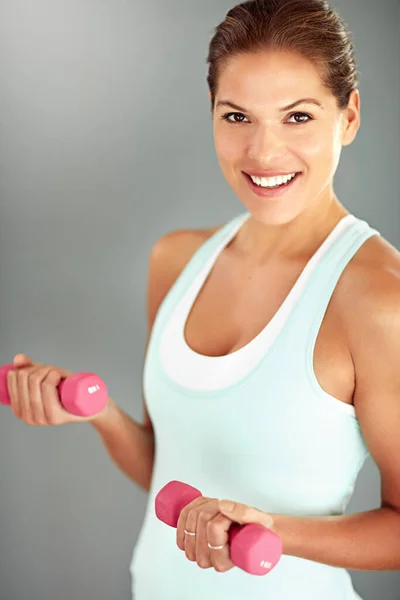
xmin=129 ymin=210 xmax=396 ymax=600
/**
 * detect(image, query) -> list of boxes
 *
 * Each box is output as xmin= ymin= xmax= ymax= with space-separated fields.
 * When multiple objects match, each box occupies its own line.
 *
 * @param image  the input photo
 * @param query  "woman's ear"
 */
xmin=341 ymin=88 xmax=361 ymax=147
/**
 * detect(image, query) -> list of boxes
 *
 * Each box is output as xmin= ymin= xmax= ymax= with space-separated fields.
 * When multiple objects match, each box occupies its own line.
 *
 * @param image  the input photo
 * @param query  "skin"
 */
xmin=173 ymin=50 xmax=400 ymax=572
xmin=210 ymin=49 xmax=355 ymax=252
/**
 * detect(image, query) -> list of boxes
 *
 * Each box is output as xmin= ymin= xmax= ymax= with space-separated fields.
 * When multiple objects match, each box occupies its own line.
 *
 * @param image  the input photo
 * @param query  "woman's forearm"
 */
xmin=90 ymin=397 xmax=155 ymax=492
xmin=272 ymin=506 xmax=400 ymax=570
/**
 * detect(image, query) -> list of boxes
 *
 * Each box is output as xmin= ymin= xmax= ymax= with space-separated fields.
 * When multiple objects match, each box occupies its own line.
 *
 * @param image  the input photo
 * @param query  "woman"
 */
xmin=7 ymin=0 xmax=400 ymax=598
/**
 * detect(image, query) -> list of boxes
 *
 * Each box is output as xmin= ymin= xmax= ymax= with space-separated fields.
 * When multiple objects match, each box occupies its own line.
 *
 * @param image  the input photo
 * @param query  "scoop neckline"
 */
xmin=180 ymin=212 xmax=356 ymax=361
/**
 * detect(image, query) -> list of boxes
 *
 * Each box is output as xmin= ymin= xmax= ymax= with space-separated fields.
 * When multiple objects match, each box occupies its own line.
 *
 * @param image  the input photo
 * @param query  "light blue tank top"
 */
xmin=130 ymin=211 xmax=379 ymax=600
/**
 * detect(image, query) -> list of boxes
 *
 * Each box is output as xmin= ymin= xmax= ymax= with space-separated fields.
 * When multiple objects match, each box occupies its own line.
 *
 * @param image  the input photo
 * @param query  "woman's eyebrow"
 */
xmin=216 ymin=98 xmax=324 ymax=112
xmin=279 ymin=98 xmax=324 ymax=111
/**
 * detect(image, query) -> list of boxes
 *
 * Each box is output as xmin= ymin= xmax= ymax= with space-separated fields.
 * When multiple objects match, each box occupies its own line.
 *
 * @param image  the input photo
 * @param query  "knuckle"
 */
xmin=187 ymin=509 xmax=197 ymax=522
xmin=42 ymin=369 xmax=58 ymax=385
xmin=178 ymin=509 xmax=188 ymax=531
xmin=29 ymin=366 xmax=52 ymax=385
xmin=197 ymin=510 xmax=208 ymax=523
xmin=179 ymin=508 xmax=188 ymax=520
xmin=12 ymin=407 xmax=21 ymax=420
xmin=30 ymin=402 xmax=45 ymax=421
xmin=28 ymin=372 xmax=41 ymax=385
xmin=17 ymin=367 xmax=29 ymax=380
xmin=243 ymin=507 xmax=251 ymax=520
xmin=214 ymin=563 xmax=230 ymax=573
xmin=47 ymin=414 xmax=60 ymax=426
xmin=41 ymin=380 xmax=54 ymax=390
xmin=207 ymin=522 xmax=219 ymax=537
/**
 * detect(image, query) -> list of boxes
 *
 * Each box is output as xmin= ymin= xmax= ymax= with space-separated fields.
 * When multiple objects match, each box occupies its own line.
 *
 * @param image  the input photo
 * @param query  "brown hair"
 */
xmin=206 ymin=0 xmax=359 ymax=113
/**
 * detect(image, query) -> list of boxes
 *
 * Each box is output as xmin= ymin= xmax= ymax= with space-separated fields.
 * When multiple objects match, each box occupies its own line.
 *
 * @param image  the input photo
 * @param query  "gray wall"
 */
xmin=0 ymin=1 xmax=398 ymax=599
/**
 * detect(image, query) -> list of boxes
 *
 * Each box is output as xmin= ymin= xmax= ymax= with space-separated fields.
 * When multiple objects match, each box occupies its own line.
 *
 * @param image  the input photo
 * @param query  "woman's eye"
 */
xmin=221 ymin=112 xmax=248 ymax=124
xmin=287 ymin=112 xmax=312 ymax=124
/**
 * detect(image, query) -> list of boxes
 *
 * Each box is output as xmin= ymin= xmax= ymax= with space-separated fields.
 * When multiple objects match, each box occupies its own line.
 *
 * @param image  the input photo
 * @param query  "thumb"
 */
xmin=13 ymin=353 xmax=36 ymax=368
xmin=218 ymin=500 xmax=274 ymax=529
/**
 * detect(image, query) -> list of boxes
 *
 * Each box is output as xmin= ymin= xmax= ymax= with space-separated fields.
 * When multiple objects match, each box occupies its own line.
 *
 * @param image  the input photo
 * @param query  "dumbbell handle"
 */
xmin=0 ymin=363 xmax=108 ymax=417
xmin=155 ymin=480 xmax=282 ymax=576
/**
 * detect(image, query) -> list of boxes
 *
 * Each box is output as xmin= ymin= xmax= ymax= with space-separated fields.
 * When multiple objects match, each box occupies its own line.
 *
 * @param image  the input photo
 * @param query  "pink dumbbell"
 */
xmin=155 ymin=480 xmax=282 ymax=576
xmin=0 ymin=362 xmax=108 ymax=417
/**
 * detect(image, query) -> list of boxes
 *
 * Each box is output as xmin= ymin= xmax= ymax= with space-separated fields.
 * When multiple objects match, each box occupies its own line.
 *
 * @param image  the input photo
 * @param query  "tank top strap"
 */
xmin=281 ymin=216 xmax=380 ymax=355
xmin=148 ymin=212 xmax=249 ymax=343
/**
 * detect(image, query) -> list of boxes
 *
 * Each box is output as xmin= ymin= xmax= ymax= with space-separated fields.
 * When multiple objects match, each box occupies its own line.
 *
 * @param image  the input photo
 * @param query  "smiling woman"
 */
xmin=28 ymin=1 xmax=393 ymax=599
xmin=1 ymin=0 xmax=397 ymax=599
xmin=125 ymin=1 xmax=400 ymax=599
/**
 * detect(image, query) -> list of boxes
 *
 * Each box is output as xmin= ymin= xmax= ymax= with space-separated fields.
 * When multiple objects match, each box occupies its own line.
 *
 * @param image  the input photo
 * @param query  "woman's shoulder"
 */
xmin=337 ymin=232 xmax=400 ymax=355
xmin=149 ymin=222 xmax=222 ymax=280
xmin=146 ymin=222 xmax=223 ymax=328
xmin=344 ymin=233 xmax=400 ymax=309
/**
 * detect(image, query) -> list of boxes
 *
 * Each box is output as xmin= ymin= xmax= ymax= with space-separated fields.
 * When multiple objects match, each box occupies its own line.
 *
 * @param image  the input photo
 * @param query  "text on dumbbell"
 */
xmin=88 ymin=385 xmax=101 ymax=394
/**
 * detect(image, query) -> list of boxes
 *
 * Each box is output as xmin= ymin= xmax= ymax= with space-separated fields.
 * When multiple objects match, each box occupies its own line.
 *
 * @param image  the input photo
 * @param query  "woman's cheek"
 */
xmin=215 ymin=130 xmax=244 ymax=163
xmin=300 ymin=131 xmax=338 ymax=174
xmin=215 ymin=139 xmax=244 ymax=185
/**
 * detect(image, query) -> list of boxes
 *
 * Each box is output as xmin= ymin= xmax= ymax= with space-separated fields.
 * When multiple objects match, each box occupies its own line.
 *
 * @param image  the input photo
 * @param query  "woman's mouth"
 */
xmin=243 ymin=171 xmax=302 ymax=198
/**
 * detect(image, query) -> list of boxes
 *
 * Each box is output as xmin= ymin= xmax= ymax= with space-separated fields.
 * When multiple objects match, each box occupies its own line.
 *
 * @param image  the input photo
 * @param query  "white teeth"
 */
xmin=249 ymin=172 xmax=297 ymax=188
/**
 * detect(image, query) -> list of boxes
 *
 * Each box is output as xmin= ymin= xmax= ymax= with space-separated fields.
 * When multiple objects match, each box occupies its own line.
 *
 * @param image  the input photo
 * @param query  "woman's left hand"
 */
xmin=176 ymin=496 xmax=274 ymax=573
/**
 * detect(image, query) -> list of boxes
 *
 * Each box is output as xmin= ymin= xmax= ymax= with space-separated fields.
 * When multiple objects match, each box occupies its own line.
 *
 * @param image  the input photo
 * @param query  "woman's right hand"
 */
xmin=7 ymin=353 xmax=112 ymax=426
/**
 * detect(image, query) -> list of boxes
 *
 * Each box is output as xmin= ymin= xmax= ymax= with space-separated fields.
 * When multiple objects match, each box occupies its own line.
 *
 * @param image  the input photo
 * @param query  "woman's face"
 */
xmin=211 ymin=50 xmax=360 ymax=225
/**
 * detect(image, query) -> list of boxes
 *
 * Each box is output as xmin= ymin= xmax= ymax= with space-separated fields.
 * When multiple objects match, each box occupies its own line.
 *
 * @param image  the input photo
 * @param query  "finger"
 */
xmin=41 ymin=368 xmax=74 ymax=425
xmin=28 ymin=366 xmax=55 ymax=425
xmin=219 ymin=500 xmax=274 ymax=529
xmin=13 ymin=354 xmax=36 ymax=368
xmin=176 ymin=497 xmax=208 ymax=552
xmin=17 ymin=365 xmax=50 ymax=425
xmin=8 ymin=363 xmax=44 ymax=421
xmin=15 ymin=366 xmax=33 ymax=424
xmin=207 ymin=513 xmax=235 ymax=573
xmin=7 ymin=370 xmax=21 ymax=419
xmin=194 ymin=503 xmax=221 ymax=569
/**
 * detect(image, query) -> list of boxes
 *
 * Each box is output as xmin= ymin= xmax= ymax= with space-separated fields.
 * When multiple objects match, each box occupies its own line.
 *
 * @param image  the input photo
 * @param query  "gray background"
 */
xmin=0 ymin=0 xmax=398 ymax=598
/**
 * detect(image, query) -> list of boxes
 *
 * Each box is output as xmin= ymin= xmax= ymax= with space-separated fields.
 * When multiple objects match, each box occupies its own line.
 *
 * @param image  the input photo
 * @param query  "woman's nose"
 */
xmin=247 ymin=126 xmax=285 ymax=162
